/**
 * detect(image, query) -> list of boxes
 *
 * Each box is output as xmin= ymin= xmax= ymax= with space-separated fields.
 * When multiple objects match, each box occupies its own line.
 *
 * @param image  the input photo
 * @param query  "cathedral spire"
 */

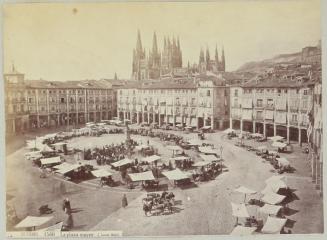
xmin=215 ymin=44 xmax=219 ymax=63
xmin=177 ymin=36 xmax=180 ymax=50
xmin=152 ymin=31 xmax=158 ymax=55
xmin=221 ymin=45 xmax=225 ymax=72
xmin=136 ymin=29 xmax=143 ymax=54
xmin=199 ymin=48 xmax=205 ymax=64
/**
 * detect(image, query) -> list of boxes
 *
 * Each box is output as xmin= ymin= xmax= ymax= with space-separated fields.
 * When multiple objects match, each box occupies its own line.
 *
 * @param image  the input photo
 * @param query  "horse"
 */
xmin=143 ymin=201 xmax=153 ymax=216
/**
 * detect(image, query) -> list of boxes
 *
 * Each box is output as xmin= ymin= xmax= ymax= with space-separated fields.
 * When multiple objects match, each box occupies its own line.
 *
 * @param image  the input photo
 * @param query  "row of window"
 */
xmin=235 ymin=88 xmax=310 ymax=96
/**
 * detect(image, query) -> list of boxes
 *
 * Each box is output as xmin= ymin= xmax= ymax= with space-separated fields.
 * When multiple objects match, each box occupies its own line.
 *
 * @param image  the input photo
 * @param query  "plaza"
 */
xmin=6 ymin=123 xmax=323 ymax=235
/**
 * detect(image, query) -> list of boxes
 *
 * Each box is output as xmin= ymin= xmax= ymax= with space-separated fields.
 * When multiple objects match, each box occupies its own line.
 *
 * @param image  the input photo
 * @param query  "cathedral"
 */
xmin=132 ymin=30 xmax=225 ymax=81
xmin=198 ymin=46 xmax=225 ymax=74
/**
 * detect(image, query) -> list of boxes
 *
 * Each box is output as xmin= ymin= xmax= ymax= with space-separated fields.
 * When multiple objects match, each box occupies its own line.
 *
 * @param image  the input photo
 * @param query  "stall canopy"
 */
xmin=224 ymin=128 xmax=235 ymax=134
xmin=38 ymin=222 xmax=63 ymax=232
xmin=259 ymin=204 xmax=282 ymax=216
xmin=261 ymin=216 xmax=287 ymax=234
xmin=276 ymin=157 xmax=290 ymax=167
xmin=268 ymin=136 xmax=284 ymax=142
xmin=53 ymin=162 xmax=71 ymax=169
xmin=193 ymin=161 xmax=211 ymax=167
xmin=41 ymin=144 xmax=55 ymax=153
xmin=199 ymin=154 xmax=219 ymax=162
xmin=268 ymin=150 xmax=278 ymax=156
xmin=251 ymin=133 xmax=263 ymax=138
xmin=187 ymin=139 xmax=203 ymax=146
xmin=261 ymin=192 xmax=286 ymax=205
xmin=231 ymin=202 xmax=250 ymax=218
xmin=162 ymin=169 xmax=190 ymax=181
xmin=167 ymin=146 xmax=183 ymax=152
xmin=15 ymin=216 xmax=53 ymax=229
xmin=25 ymin=151 xmax=42 ymax=160
xmin=272 ymin=142 xmax=287 ymax=148
xmin=142 ymin=155 xmax=161 ymax=163
xmin=230 ymin=226 xmax=257 ymax=236
xmin=91 ymin=169 xmax=113 ymax=178
xmin=111 ymin=158 xmax=133 ymax=168
xmin=135 ymin=145 xmax=150 ymax=151
xmin=257 ymin=146 xmax=267 ymax=151
xmin=234 ymin=186 xmax=257 ymax=195
xmin=52 ymin=142 xmax=66 ymax=146
xmin=198 ymin=147 xmax=217 ymax=155
xmin=43 ymin=133 xmax=58 ymax=140
xmin=128 ymin=171 xmax=155 ymax=182
xmin=172 ymin=156 xmax=190 ymax=161
xmin=265 ymin=175 xmax=286 ymax=184
xmin=40 ymin=156 xmax=61 ymax=166
xmin=201 ymin=126 xmax=211 ymax=130
xmin=55 ymin=164 xmax=81 ymax=175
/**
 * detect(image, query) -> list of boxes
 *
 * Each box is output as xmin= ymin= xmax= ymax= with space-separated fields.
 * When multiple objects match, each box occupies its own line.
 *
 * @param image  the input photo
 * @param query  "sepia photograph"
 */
xmin=2 ymin=0 xmax=325 ymax=238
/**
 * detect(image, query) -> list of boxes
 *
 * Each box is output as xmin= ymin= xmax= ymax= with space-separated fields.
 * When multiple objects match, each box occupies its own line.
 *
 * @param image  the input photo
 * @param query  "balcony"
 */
xmin=254 ymin=105 xmax=264 ymax=109
xmin=289 ymin=120 xmax=298 ymax=126
xmin=265 ymin=105 xmax=274 ymax=110
xmin=254 ymin=116 xmax=263 ymax=121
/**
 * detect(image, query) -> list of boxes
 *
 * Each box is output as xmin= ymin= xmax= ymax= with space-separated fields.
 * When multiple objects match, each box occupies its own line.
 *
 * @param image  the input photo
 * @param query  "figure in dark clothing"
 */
xmin=122 ymin=194 xmax=128 ymax=208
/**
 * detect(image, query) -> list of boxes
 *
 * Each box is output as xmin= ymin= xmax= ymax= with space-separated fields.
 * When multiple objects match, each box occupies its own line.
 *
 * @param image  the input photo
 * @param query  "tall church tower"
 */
xmin=148 ymin=32 xmax=161 ymax=79
xmin=132 ymin=30 xmax=148 ymax=81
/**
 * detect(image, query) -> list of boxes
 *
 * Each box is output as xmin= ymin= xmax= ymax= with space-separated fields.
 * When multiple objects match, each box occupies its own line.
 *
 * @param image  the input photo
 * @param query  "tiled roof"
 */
xmin=243 ymin=77 xmax=316 ymax=88
xmin=25 ymin=79 xmax=113 ymax=89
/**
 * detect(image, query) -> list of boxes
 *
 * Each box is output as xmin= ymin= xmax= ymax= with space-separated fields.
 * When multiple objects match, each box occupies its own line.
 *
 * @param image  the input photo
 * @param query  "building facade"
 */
xmin=308 ymin=82 xmax=323 ymax=195
xmin=230 ymin=79 xmax=314 ymax=144
xmin=117 ymin=76 xmax=230 ymax=129
xmin=4 ymin=68 xmax=116 ymax=135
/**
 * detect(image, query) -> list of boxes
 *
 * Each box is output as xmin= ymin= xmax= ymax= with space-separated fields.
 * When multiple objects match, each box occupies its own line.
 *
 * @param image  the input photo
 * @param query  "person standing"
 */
xmin=122 ymin=194 xmax=128 ymax=208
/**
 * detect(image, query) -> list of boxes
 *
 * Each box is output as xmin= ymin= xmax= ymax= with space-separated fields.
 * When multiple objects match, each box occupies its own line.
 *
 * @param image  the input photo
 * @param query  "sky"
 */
xmin=3 ymin=0 xmax=321 ymax=81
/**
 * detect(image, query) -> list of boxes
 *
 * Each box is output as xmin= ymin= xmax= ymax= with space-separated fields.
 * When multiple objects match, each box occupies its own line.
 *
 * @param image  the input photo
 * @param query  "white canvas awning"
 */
xmin=251 ymin=133 xmax=263 ymax=137
xmin=201 ymin=126 xmax=211 ymax=130
xmin=257 ymin=146 xmax=267 ymax=151
xmin=230 ymin=226 xmax=256 ymax=236
xmin=268 ymin=150 xmax=278 ymax=155
xmin=259 ymin=204 xmax=282 ymax=216
xmin=272 ymin=142 xmax=287 ymax=148
xmin=142 ymin=155 xmax=161 ymax=163
xmin=135 ymin=145 xmax=150 ymax=151
xmin=91 ymin=169 xmax=113 ymax=178
xmin=262 ymin=192 xmax=286 ymax=205
xmin=40 ymin=156 xmax=61 ymax=166
xmin=53 ymin=162 xmax=71 ymax=169
xmin=15 ymin=216 xmax=53 ymax=228
xmin=111 ymin=158 xmax=133 ymax=168
xmin=198 ymin=147 xmax=217 ymax=155
xmin=55 ymin=164 xmax=81 ymax=174
xmin=41 ymin=144 xmax=55 ymax=153
xmin=43 ymin=133 xmax=58 ymax=139
xmin=38 ymin=222 xmax=63 ymax=232
xmin=234 ymin=186 xmax=257 ymax=195
xmin=231 ymin=202 xmax=250 ymax=218
xmin=261 ymin=216 xmax=287 ymax=234
xmin=162 ymin=169 xmax=190 ymax=181
xmin=187 ymin=139 xmax=203 ymax=146
xmin=52 ymin=142 xmax=66 ymax=146
xmin=193 ymin=161 xmax=211 ymax=167
xmin=224 ymin=128 xmax=235 ymax=134
xmin=265 ymin=175 xmax=286 ymax=184
xmin=167 ymin=145 xmax=183 ymax=152
xmin=199 ymin=154 xmax=219 ymax=162
xmin=268 ymin=136 xmax=284 ymax=142
xmin=172 ymin=156 xmax=190 ymax=161
xmin=128 ymin=171 xmax=155 ymax=182
xmin=276 ymin=157 xmax=290 ymax=167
